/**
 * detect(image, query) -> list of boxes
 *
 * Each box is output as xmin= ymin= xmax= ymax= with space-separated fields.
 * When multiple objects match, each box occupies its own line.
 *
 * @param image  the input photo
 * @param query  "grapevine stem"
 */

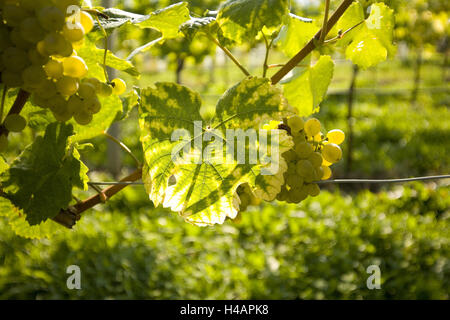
xmin=206 ymin=33 xmax=250 ymax=77
xmin=0 ymin=85 xmax=7 ymax=124
xmin=319 ymin=0 xmax=331 ymax=44
xmin=0 ymin=89 xmax=30 ymax=137
xmin=271 ymin=0 xmax=354 ymax=84
xmin=53 ymin=168 xmax=143 ymax=228
xmin=324 ymin=20 xmax=365 ymax=44
xmin=103 ymin=131 xmax=141 ymax=167
xmin=94 ymin=14 xmax=110 ymax=83
xmin=262 ymin=32 xmax=274 ymax=78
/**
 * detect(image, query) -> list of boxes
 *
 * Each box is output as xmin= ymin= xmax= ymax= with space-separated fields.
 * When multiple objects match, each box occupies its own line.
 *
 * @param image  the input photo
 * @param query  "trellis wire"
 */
xmin=87 ymin=175 xmax=450 ymax=187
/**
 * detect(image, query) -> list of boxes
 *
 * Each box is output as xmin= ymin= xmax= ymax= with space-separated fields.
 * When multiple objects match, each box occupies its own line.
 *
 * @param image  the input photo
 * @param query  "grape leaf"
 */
xmin=275 ymin=13 xmax=318 ymax=58
xmin=282 ymin=55 xmax=334 ymax=117
xmin=0 ymin=197 xmax=62 ymax=239
xmin=341 ymin=2 xmax=396 ymax=69
xmin=138 ymin=2 xmax=190 ymax=39
xmin=180 ymin=16 xmax=218 ymax=40
xmin=0 ymin=123 xmax=89 ymax=225
xmin=335 ymin=1 xmax=365 ymax=47
xmin=96 ymin=8 xmax=148 ymax=30
xmin=139 ymin=78 xmax=292 ymax=226
xmin=127 ymin=2 xmax=191 ymax=60
xmin=217 ymin=0 xmax=290 ymax=44
xmin=80 ymin=36 xmax=139 ymax=77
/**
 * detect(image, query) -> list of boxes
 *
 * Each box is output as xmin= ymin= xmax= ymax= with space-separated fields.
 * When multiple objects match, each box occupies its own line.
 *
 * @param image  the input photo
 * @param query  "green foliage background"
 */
xmin=0 ymin=0 xmax=449 ymax=299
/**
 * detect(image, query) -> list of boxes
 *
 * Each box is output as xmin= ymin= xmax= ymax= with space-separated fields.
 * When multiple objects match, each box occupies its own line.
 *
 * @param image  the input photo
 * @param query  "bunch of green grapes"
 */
xmin=266 ymin=115 xmax=345 ymax=204
xmin=0 ymin=0 xmax=127 ymax=134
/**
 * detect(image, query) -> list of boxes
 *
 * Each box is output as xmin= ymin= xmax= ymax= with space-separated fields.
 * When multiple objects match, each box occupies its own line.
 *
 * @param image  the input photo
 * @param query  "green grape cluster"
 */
xmin=236 ymin=184 xmax=261 ymax=212
xmin=268 ymin=115 xmax=345 ymax=204
xmin=0 ymin=0 xmax=126 ymax=130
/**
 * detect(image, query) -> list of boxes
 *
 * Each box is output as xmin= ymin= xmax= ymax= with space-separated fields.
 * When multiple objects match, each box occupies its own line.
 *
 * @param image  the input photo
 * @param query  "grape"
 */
xmin=22 ymin=65 xmax=47 ymax=89
xmin=42 ymin=33 xmax=67 ymax=55
xmin=20 ymin=17 xmax=45 ymax=43
xmin=296 ymin=159 xmax=315 ymax=181
xmin=282 ymin=150 xmax=297 ymax=162
xmin=286 ymin=174 xmax=303 ymax=189
xmin=44 ymin=59 xmax=64 ymax=79
xmin=56 ymin=38 xmax=74 ymax=57
xmin=67 ymin=94 xmax=83 ymax=114
xmin=2 ymin=47 xmax=28 ymax=72
xmin=83 ymin=77 xmax=101 ymax=89
xmin=63 ymin=22 xmax=85 ymax=42
xmin=98 ymin=82 xmax=113 ymax=97
xmin=111 ymin=78 xmax=127 ymax=95
xmin=36 ymin=80 xmax=57 ymax=100
xmin=321 ymin=165 xmax=332 ymax=180
xmin=1 ymin=71 xmax=24 ymax=87
xmin=74 ymin=110 xmax=93 ymax=125
xmin=80 ymin=11 xmax=94 ymax=33
xmin=78 ymin=82 xmax=96 ymax=99
xmin=52 ymin=104 xmax=73 ymax=122
xmin=28 ymin=48 xmax=49 ymax=65
xmin=293 ymin=134 xmax=306 ymax=145
xmin=3 ymin=4 xmax=29 ymax=27
xmin=37 ymin=6 xmax=65 ymax=31
xmin=304 ymin=118 xmax=321 ymax=137
xmin=308 ymin=152 xmax=323 ymax=168
xmin=315 ymin=166 xmax=324 ymax=180
xmin=294 ymin=142 xmax=313 ymax=159
xmin=288 ymin=187 xmax=308 ymax=203
xmin=0 ymin=27 xmax=13 ymax=51
xmin=276 ymin=187 xmax=289 ymax=201
xmin=4 ymin=114 xmax=27 ymax=132
xmin=322 ymin=143 xmax=342 ymax=164
xmin=53 ymin=0 xmax=81 ymax=12
xmin=47 ymin=94 xmax=67 ymax=113
xmin=286 ymin=162 xmax=297 ymax=175
xmin=10 ymin=27 xmax=33 ymax=50
xmin=56 ymin=76 xmax=79 ymax=96
xmin=304 ymin=183 xmax=320 ymax=197
xmin=327 ymin=129 xmax=345 ymax=145
xmin=21 ymin=0 xmax=48 ymax=11
xmin=62 ymin=56 xmax=87 ymax=78
xmin=31 ymin=93 xmax=50 ymax=108
xmin=287 ymin=115 xmax=304 ymax=133
xmin=36 ymin=40 xmax=48 ymax=56
xmin=83 ymin=96 xmax=101 ymax=114
xmin=322 ymin=158 xmax=332 ymax=167
xmin=0 ymin=135 xmax=8 ymax=152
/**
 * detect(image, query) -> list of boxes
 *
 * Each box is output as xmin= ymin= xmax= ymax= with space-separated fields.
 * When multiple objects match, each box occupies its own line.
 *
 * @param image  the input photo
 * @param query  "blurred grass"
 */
xmin=0 ymin=182 xmax=448 ymax=299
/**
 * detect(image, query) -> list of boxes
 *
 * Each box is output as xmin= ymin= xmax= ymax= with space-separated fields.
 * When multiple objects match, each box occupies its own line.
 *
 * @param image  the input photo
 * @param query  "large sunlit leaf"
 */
xmin=0 ymin=123 xmax=89 ymax=225
xmin=137 ymin=2 xmax=190 ymax=39
xmin=283 ymin=55 xmax=334 ymax=116
xmin=217 ymin=0 xmax=290 ymax=44
xmin=341 ymin=2 xmax=396 ymax=69
xmin=139 ymin=78 xmax=292 ymax=226
xmin=275 ymin=13 xmax=317 ymax=58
